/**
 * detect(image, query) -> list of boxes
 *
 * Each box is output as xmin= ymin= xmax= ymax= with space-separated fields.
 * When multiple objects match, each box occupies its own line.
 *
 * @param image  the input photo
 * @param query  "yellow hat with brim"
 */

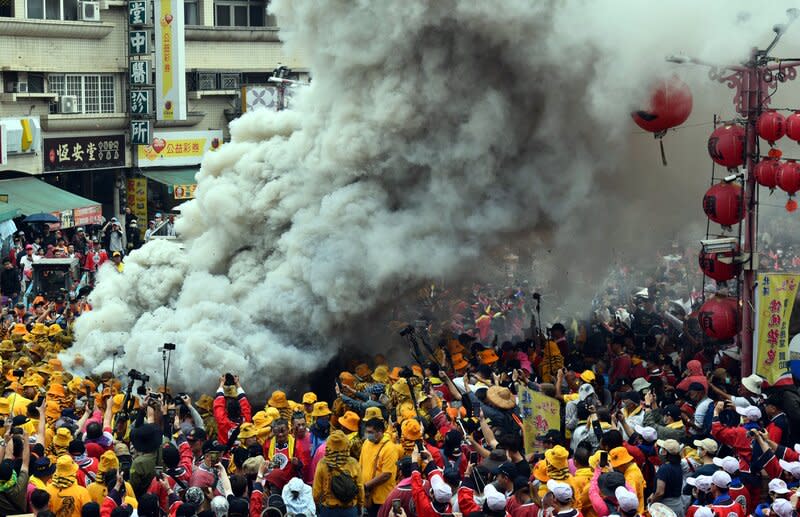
xmin=372 ymin=365 xmax=390 ymax=384
xmin=0 ymin=340 xmax=15 ymax=352
xmin=268 ymin=390 xmax=289 ymax=409
xmin=11 ymin=324 xmax=27 ymax=336
xmin=195 ymin=394 xmax=214 ymax=412
xmin=609 ymin=446 xmax=634 ymax=468
xmin=339 ymin=411 xmax=360 ymax=432
xmin=98 ymin=450 xmax=119 ymax=475
xmin=30 ymin=323 xmax=48 ymax=336
xmin=311 ymin=402 xmax=332 ymax=418
xmin=53 ymin=428 xmax=73 ymax=448
xmin=48 ymin=324 xmax=63 ymax=337
xmin=401 ymin=418 xmax=422 ymax=441
xmin=54 ymin=454 xmax=78 ymax=477
xmin=0 ymin=398 xmax=9 ymax=415
xmin=238 ymin=423 xmax=258 ymax=440
xmin=302 ymin=392 xmax=318 ymax=405
xmin=364 ymin=406 xmax=384 ymax=422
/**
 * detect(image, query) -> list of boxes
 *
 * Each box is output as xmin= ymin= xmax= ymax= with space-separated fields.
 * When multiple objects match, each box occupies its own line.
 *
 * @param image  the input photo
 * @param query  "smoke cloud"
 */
xmin=65 ymin=0 xmax=800 ymax=393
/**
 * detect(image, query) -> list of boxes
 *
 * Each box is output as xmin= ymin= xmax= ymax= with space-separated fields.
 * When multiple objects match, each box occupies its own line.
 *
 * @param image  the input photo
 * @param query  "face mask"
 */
xmin=365 ymin=432 xmax=379 ymax=444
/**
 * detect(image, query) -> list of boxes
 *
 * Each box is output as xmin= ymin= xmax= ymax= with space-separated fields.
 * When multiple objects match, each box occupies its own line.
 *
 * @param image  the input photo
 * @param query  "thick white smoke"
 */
xmin=65 ymin=0 xmax=800 ymax=394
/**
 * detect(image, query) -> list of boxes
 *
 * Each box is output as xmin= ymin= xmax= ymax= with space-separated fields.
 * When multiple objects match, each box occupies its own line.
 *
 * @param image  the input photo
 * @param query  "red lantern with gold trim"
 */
xmin=708 ymin=124 xmax=745 ymax=169
xmin=757 ymin=111 xmax=786 ymax=145
xmin=698 ymin=296 xmax=739 ymax=340
xmin=702 ymin=182 xmax=743 ymax=227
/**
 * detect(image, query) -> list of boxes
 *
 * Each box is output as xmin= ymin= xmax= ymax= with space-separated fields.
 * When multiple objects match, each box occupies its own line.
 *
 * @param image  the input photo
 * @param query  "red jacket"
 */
xmin=411 ymin=470 xmax=452 ymax=517
xmin=711 ymin=421 xmax=752 ymax=466
xmin=458 ymin=485 xmax=481 ymax=516
xmin=710 ymin=498 xmax=745 ymax=517
xmin=147 ymin=441 xmax=194 ymax=509
xmin=213 ymin=390 xmax=253 ymax=445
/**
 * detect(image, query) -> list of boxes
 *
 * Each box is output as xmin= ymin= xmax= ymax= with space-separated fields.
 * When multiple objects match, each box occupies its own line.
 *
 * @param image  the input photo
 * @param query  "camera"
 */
xmin=128 ymin=369 xmax=150 ymax=383
xmin=224 ymin=373 xmax=235 ymax=386
xmin=162 ymin=342 xmax=176 ymax=351
xmin=12 ymin=369 xmax=24 ymax=379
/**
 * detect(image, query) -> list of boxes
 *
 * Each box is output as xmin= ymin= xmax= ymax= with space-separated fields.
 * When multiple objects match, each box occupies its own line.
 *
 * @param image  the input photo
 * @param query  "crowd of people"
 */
xmin=0 ymin=222 xmax=798 ymax=517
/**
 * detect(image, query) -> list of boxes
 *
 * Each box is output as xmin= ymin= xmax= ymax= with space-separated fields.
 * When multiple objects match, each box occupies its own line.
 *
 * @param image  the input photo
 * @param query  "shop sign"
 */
xmin=129 ymin=30 xmax=151 ymax=56
xmin=43 ymin=135 xmax=125 ymax=172
xmin=137 ymin=129 xmax=222 ymax=167
xmin=73 ymin=206 xmax=103 ymax=227
xmin=131 ymin=120 xmax=152 ymax=146
xmin=129 ymin=0 xmax=150 ymax=25
xmin=126 ymin=178 xmax=148 ymax=237
xmin=130 ymin=61 xmax=152 ymax=86
xmin=130 ymin=89 xmax=152 ymax=115
xmin=154 ymin=0 xmax=186 ymax=120
xmin=173 ymin=183 xmax=196 ymax=199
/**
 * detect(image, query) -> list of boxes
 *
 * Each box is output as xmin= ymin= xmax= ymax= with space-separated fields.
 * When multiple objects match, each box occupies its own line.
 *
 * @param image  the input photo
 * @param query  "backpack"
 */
xmin=330 ymin=468 xmax=358 ymax=503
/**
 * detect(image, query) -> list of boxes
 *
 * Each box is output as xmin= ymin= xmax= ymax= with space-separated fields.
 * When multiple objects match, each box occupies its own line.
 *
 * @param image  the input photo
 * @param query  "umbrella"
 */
xmin=23 ymin=213 xmax=59 ymax=224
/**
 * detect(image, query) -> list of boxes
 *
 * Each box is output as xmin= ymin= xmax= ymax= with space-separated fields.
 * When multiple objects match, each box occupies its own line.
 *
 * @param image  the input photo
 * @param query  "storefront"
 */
xmin=41 ymin=134 xmax=126 ymax=217
xmin=130 ymin=129 xmax=222 ymax=223
xmin=0 ymin=177 xmax=102 ymax=229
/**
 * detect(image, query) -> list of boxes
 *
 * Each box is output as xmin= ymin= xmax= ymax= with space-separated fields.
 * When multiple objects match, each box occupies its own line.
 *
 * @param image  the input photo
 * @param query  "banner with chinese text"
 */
xmin=518 ymin=386 xmax=561 ymax=454
xmin=154 ymin=0 xmax=186 ymax=120
xmin=126 ymin=178 xmax=148 ymax=237
xmin=755 ymin=273 xmax=800 ymax=384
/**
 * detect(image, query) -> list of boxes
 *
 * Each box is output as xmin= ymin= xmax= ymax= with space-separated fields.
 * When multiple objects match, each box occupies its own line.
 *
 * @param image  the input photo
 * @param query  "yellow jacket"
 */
xmin=312 ymin=457 xmax=364 ymax=509
xmin=622 ymin=462 xmax=646 ymax=515
xmin=87 ymin=481 xmax=138 ymax=508
xmin=46 ymin=482 xmax=92 ymax=517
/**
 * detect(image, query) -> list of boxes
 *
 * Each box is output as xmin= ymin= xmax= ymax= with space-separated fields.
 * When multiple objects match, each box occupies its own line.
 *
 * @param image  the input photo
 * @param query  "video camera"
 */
xmin=128 ymin=369 xmax=149 ymax=383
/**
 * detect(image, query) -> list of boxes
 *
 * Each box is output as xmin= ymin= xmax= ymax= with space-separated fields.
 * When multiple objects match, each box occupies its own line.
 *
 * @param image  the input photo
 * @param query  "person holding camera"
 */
xmin=213 ymin=373 xmax=252 ymax=446
xmin=0 ymin=422 xmax=30 ymax=515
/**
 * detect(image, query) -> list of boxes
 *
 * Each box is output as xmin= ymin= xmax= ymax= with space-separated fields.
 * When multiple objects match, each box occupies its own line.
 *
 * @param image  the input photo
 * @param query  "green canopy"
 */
xmin=141 ymin=168 xmax=198 ymax=186
xmin=0 ymin=177 xmax=100 ymax=223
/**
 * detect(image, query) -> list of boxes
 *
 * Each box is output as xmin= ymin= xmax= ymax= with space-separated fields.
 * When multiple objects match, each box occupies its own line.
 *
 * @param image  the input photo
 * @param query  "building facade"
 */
xmin=0 ymin=0 xmax=306 ymax=231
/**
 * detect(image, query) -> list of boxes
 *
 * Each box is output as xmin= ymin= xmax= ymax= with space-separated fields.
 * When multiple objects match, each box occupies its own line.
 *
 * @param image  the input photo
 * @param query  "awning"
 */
xmin=0 ymin=177 xmax=102 ymax=228
xmin=141 ymin=168 xmax=198 ymax=200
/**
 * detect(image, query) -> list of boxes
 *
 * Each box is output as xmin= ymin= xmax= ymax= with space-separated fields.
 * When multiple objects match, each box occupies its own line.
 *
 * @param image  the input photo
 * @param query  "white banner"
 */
xmin=154 ymin=0 xmax=186 ymax=120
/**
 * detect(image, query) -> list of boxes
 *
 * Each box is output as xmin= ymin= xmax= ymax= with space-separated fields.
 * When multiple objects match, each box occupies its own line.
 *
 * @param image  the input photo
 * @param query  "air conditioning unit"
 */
xmin=79 ymin=1 xmax=100 ymax=21
xmin=197 ymin=72 xmax=217 ymax=90
xmin=219 ymin=73 xmax=240 ymax=90
xmin=59 ymin=95 xmax=79 ymax=114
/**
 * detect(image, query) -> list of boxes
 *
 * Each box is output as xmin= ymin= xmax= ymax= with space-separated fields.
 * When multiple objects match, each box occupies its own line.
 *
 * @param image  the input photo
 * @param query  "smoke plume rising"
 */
xmin=65 ymin=0 xmax=800 ymax=393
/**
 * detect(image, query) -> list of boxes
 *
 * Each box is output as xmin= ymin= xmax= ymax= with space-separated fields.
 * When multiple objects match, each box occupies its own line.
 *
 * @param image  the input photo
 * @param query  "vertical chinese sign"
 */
xmin=154 ymin=0 xmax=186 ymax=120
xmin=129 ymin=0 xmax=154 ymax=149
xmin=754 ymin=273 xmax=800 ymax=384
xmin=518 ymin=386 xmax=562 ymax=453
xmin=126 ymin=177 xmax=148 ymax=237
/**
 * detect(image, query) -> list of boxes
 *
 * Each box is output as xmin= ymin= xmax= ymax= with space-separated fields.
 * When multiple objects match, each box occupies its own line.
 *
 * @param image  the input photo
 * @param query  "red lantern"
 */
xmin=757 ymin=111 xmax=786 ymax=144
xmin=786 ymin=112 xmax=800 ymax=142
xmin=699 ymin=248 xmax=741 ymax=282
xmin=777 ymin=161 xmax=800 ymax=195
xmin=631 ymin=77 xmax=693 ymax=134
xmin=698 ymin=296 xmax=739 ymax=340
xmin=754 ymin=159 xmax=780 ymax=189
xmin=708 ymin=124 xmax=745 ymax=169
xmin=703 ymin=182 xmax=743 ymax=227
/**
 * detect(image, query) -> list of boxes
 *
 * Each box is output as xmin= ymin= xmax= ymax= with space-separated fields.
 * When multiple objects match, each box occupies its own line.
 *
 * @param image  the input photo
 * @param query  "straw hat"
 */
xmin=372 ymin=365 xmax=390 ymax=384
xmin=486 ymin=386 xmax=516 ymax=410
xmin=0 ymin=340 xmax=15 ymax=353
xmin=11 ymin=324 xmax=27 ymax=336
xmin=339 ymin=411 xmax=360 ymax=433
xmin=364 ymin=406 xmax=384 ymax=422
xmin=53 ymin=428 xmax=73 ymax=448
xmin=311 ymin=402 xmax=332 ymax=418
xmin=54 ymin=455 xmax=78 ymax=478
xmin=267 ymin=390 xmax=289 ymax=409
xmin=302 ymin=392 xmax=318 ymax=405
xmin=401 ymin=418 xmax=423 ymax=441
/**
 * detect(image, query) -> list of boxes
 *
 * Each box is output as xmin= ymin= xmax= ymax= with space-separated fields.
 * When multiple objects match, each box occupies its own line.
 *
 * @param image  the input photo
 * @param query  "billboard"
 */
xmin=154 ymin=0 xmax=186 ymax=120
xmin=136 ymin=130 xmax=223 ymax=167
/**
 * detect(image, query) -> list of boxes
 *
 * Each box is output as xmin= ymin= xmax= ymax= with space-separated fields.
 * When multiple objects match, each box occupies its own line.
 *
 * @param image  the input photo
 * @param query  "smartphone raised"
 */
xmin=392 ymin=499 xmax=402 ymax=514
xmin=469 ymin=451 xmax=479 ymax=464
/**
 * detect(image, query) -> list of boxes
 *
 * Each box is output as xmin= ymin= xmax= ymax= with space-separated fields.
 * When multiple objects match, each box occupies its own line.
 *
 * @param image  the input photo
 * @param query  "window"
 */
xmin=48 ymin=74 xmax=116 ymax=114
xmin=27 ymin=0 xmax=77 ymax=20
xmin=214 ymin=0 xmax=265 ymax=27
xmin=0 ymin=0 xmax=13 ymax=17
xmin=184 ymin=0 xmax=198 ymax=25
